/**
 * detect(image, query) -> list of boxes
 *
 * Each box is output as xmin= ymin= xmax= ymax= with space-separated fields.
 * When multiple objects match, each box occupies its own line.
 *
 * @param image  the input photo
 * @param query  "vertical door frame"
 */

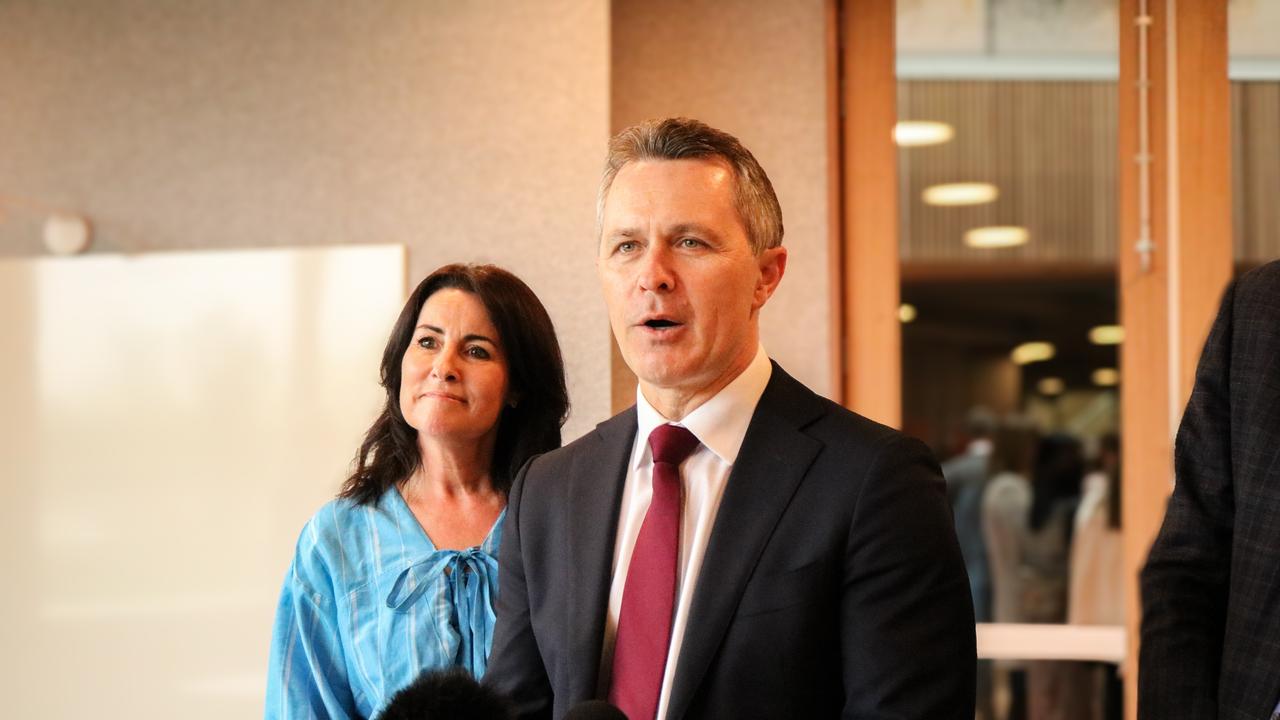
xmin=835 ymin=0 xmax=902 ymax=427
xmin=1118 ymin=1 xmax=1232 ymax=717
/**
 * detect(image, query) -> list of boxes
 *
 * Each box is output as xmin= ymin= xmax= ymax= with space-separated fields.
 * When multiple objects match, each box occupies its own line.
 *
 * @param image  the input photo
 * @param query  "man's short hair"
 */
xmin=597 ymin=117 xmax=784 ymax=255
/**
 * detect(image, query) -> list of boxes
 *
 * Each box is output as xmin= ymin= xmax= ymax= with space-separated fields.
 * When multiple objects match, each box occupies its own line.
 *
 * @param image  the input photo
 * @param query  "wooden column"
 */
xmin=1118 ymin=1 xmax=1231 ymax=718
xmin=838 ymin=0 xmax=901 ymax=427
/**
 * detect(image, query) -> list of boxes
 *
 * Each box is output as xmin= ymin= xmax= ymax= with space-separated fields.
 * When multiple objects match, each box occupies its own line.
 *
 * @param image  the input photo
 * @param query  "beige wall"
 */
xmin=1 ymin=0 xmax=838 ymax=430
xmin=0 ymin=0 xmax=612 ymax=440
xmin=610 ymin=0 xmax=834 ymax=399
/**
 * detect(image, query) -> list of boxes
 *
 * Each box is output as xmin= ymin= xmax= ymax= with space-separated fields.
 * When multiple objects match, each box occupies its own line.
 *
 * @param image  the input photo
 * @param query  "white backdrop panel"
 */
xmin=0 ymin=246 xmax=405 ymax=718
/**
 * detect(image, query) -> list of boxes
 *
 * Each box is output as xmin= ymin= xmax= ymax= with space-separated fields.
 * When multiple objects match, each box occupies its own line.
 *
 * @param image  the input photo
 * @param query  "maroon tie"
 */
xmin=608 ymin=424 xmax=700 ymax=720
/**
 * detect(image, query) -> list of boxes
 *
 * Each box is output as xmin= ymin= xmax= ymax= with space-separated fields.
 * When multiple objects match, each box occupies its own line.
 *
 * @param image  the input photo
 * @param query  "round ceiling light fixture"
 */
xmin=965 ymin=225 xmax=1029 ymax=249
xmin=923 ymin=182 xmax=999 ymax=206
xmin=894 ymin=121 xmax=955 ymax=147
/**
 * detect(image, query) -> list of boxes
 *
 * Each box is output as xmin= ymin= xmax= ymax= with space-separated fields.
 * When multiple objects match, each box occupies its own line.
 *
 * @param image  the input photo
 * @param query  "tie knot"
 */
xmin=648 ymin=424 xmax=700 ymax=466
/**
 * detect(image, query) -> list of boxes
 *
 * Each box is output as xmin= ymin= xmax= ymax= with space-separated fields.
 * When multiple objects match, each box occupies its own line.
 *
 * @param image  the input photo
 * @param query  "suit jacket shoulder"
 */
xmin=673 ymin=363 xmax=975 ymax=719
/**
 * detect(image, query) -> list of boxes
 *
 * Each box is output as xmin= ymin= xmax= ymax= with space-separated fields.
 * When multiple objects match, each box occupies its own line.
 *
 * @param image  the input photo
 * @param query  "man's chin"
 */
xmin=631 ymin=360 xmax=704 ymax=395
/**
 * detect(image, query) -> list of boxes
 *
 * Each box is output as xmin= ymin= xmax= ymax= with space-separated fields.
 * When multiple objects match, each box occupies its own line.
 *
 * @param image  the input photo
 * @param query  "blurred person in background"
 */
xmin=1068 ymin=433 xmax=1124 ymax=720
xmin=1022 ymin=433 xmax=1086 ymax=720
xmin=983 ymin=417 xmax=1040 ymax=719
xmin=266 ymin=264 xmax=570 ymax=719
xmin=942 ymin=406 xmax=997 ymax=720
xmin=943 ymin=406 xmax=998 ymax=622
xmin=1021 ymin=433 xmax=1084 ymax=626
xmin=983 ymin=419 xmax=1041 ymax=626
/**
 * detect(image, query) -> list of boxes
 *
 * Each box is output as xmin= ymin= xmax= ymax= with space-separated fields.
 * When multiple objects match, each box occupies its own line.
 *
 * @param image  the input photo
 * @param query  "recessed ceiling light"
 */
xmin=898 ymin=303 xmax=917 ymax=323
xmin=965 ymin=226 xmax=1029 ymax=249
xmin=894 ymin=121 xmax=955 ymax=147
xmin=1011 ymin=341 xmax=1055 ymax=365
xmin=923 ymin=182 xmax=999 ymax=206
xmin=1089 ymin=325 xmax=1125 ymax=345
xmin=1092 ymin=368 xmax=1120 ymax=386
xmin=1038 ymin=377 xmax=1065 ymax=396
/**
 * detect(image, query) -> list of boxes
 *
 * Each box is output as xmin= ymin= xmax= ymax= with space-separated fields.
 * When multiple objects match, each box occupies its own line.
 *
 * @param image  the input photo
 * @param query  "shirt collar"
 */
xmin=632 ymin=344 xmax=772 ymax=469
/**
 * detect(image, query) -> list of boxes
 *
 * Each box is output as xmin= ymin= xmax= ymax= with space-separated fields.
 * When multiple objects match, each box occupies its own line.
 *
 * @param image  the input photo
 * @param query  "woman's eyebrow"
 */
xmin=417 ymin=324 xmax=497 ymax=346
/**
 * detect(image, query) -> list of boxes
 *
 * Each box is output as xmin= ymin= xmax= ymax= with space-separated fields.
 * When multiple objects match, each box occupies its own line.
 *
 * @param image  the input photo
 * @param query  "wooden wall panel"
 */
xmin=898 ymin=79 xmax=1276 ymax=269
xmin=898 ymin=81 xmax=1118 ymax=264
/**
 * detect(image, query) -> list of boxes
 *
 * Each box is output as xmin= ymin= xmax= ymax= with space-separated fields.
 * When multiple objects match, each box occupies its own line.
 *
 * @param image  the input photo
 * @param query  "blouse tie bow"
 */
xmin=384 ymin=547 xmax=499 ymax=676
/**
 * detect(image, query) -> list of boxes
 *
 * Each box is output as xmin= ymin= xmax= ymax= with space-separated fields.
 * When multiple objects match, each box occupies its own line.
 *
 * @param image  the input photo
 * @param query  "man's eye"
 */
xmin=617 ymin=241 xmax=638 ymax=254
xmin=678 ymin=237 xmax=703 ymax=249
xmin=466 ymin=345 xmax=491 ymax=360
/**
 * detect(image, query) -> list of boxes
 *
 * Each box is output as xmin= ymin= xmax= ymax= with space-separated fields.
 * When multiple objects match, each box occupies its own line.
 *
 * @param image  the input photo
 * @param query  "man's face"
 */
xmin=597 ymin=158 xmax=785 ymax=403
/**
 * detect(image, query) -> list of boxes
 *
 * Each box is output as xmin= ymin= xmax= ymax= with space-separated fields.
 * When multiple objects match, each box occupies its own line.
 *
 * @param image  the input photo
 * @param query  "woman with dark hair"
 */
xmin=1022 ymin=433 xmax=1086 ymax=720
xmin=265 ymin=264 xmax=568 ymax=720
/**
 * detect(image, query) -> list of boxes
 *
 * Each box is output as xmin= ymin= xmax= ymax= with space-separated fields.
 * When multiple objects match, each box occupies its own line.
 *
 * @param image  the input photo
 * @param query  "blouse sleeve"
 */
xmin=265 ymin=531 xmax=360 ymax=720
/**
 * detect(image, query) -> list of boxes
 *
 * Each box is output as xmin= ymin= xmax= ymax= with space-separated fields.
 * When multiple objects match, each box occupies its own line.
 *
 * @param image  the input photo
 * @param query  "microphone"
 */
xmin=563 ymin=700 xmax=629 ymax=720
xmin=376 ymin=667 xmax=514 ymax=720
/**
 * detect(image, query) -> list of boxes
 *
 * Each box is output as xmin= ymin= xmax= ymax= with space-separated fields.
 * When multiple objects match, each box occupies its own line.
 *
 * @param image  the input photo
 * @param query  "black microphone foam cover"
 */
xmin=377 ymin=667 xmax=514 ymax=720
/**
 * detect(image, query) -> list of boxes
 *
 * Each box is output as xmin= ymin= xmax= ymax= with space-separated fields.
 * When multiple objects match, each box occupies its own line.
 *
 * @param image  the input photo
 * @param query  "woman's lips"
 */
xmin=421 ymin=391 xmax=465 ymax=403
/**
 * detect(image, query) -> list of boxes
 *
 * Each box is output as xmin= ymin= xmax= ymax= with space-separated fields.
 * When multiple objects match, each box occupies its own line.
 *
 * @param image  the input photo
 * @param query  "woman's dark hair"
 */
xmin=1028 ymin=433 xmax=1084 ymax=532
xmin=1097 ymin=432 xmax=1122 ymax=530
xmin=339 ymin=264 xmax=569 ymax=504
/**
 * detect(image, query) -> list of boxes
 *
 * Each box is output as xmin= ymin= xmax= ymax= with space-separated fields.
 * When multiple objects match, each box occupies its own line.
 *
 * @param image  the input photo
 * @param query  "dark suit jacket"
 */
xmin=1140 ymin=260 xmax=1280 ymax=719
xmin=485 ymin=363 xmax=975 ymax=719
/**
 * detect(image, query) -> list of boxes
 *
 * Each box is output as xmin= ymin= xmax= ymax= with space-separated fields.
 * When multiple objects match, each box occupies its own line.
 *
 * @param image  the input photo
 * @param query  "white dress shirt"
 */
xmin=597 ymin=345 xmax=772 ymax=719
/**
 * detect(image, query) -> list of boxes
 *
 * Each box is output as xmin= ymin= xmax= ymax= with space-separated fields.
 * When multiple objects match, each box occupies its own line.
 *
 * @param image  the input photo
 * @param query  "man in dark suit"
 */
xmin=1140 ymin=260 xmax=1280 ymax=719
xmin=485 ymin=117 xmax=975 ymax=719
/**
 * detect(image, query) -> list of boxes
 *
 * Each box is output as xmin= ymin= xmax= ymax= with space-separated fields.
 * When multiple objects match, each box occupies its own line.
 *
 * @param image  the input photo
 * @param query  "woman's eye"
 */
xmin=417 ymin=336 xmax=438 ymax=349
xmin=466 ymin=345 xmax=491 ymax=360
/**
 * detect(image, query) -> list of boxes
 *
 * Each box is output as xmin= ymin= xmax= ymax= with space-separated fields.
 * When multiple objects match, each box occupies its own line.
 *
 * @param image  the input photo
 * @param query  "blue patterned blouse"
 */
xmin=265 ymin=486 xmax=504 ymax=719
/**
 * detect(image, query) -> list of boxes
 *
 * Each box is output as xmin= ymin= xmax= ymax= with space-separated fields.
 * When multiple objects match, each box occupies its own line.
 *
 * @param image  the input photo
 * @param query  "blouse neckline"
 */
xmin=385 ymin=484 xmax=506 ymax=555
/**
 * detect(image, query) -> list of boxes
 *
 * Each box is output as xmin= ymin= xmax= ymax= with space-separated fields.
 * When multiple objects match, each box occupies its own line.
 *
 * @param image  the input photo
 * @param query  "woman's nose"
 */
xmin=430 ymin=349 xmax=459 ymax=381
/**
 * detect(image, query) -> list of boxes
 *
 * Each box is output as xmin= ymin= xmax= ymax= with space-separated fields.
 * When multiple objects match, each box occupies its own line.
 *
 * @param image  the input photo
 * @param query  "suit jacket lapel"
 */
xmin=665 ymin=366 xmax=825 ymax=719
xmin=566 ymin=408 xmax=637 ymax=703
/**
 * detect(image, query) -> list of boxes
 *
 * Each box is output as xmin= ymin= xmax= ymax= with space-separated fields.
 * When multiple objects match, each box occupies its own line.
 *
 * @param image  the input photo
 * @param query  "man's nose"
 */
xmin=637 ymin=245 xmax=676 ymax=293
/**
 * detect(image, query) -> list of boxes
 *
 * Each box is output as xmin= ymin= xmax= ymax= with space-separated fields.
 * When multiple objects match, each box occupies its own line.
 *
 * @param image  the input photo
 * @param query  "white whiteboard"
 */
xmin=0 ymin=246 xmax=406 ymax=718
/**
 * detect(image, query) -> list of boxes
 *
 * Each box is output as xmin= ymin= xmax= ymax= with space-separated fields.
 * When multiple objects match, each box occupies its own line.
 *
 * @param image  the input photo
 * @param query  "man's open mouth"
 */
xmin=644 ymin=319 xmax=680 ymax=329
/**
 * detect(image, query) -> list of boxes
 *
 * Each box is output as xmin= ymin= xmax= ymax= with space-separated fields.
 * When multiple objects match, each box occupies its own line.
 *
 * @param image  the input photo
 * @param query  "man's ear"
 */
xmin=753 ymin=246 xmax=787 ymax=310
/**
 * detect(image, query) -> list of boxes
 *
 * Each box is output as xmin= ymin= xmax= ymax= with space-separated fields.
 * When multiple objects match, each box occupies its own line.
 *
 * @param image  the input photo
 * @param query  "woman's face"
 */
xmin=399 ymin=288 xmax=510 ymax=448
